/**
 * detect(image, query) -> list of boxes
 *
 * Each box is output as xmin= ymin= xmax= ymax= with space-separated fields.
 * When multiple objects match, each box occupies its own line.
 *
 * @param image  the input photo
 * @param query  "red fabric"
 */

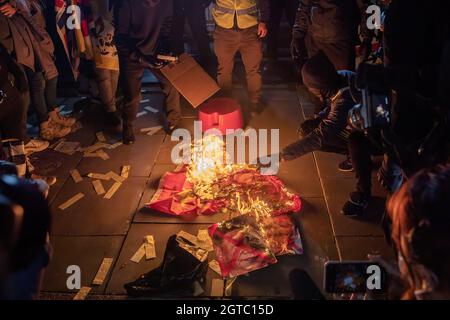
xmin=147 ymin=166 xmax=301 ymax=216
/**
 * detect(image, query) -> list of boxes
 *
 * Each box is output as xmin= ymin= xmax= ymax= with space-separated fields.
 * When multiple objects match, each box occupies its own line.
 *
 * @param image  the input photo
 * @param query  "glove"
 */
xmin=291 ymin=36 xmax=306 ymax=61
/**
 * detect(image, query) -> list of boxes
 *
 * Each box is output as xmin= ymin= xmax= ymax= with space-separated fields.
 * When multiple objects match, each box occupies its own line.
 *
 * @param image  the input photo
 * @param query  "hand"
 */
xmin=257 ymin=22 xmax=268 ymax=38
xmin=291 ymin=37 xmax=305 ymax=61
xmin=0 ymin=4 xmax=17 ymax=18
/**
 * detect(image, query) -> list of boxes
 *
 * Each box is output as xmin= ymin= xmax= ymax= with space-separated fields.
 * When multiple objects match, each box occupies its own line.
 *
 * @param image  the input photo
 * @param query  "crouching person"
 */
xmin=281 ymin=52 xmax=356 ymax=162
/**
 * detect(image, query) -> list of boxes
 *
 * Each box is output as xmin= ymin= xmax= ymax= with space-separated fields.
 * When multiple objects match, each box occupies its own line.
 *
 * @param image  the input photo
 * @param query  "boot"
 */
xmin=49 ymin=108 xmax=76 ymax=127
xmin=122 ymin=122 xmax=135 ymax=145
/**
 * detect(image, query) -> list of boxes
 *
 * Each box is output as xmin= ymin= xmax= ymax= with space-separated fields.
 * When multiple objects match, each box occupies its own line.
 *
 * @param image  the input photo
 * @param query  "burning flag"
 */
xmin=147 ymin=135 xmax=303 ymax=276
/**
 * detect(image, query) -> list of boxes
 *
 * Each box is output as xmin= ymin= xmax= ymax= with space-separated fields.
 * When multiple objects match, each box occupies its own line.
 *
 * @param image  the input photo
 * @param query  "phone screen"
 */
xmin=324 ymin=262 xmax=385 ymax=294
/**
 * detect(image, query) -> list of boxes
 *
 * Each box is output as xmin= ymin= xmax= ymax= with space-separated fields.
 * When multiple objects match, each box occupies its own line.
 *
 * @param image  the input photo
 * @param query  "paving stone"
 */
xmin=314 ymin=151 xmax=354 ymax=179
xmin=76 ymin=134 xmax=164 ymax=178
xmin=278 ymin=155 xmax=324 ymax=198
xmin=42 ymin=236 xmax=124 ymax=294
xmin=320 ymin=177 xmax=387 ymax=237
xmin=106 ymin=223 xmax=222 ymax=297
xmin=50 ymin=177 xmax=147 ymax=236
xmin=336 ymin=236 xmax=395 ymax=261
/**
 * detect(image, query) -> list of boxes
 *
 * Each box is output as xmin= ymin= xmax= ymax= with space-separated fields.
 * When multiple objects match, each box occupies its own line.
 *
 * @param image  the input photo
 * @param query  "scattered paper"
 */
xmin=70 ymin=169 xmax=83 ymax=183
xmin=49 ymin=138 xmax=65 ymax=149
xmin=121 ymin=165 xmax=131 ymax=179
xmin=137 ymin=111 xmax=147 ymax=117
xmin=108 ymin=142 xmax=122 ymax=149
xmin=208 ymin=260 xmax=222 ymax=276
xmin=59 ymin=193 xmax=84 ymax=210
xmin=176 ymin=231 xmax=208 ymax=262
xmin=92 ymin=258 xmax=113 ymax=286
xmin=73 ymin=287 xmax=91 ymax=300
xmin=107 ymin=171 xmax=126 ymax=183
xmin=140 ymin=99 xmax=150 ymax=103
xmin=197 ymin=229 xmax=214 ymax=252
xmin=130 ymin=243 xmax=146 ymax=263
xmin=84 ymin=149 xmax=109 ymax=160
xmin=92 ymin=180 xmax=105 ymax=195
xmin=96 ymin=131 xmax=106 ymax=142
xmin=54 ymin=141 xmax=80 ymax=155
xmin=87 ymin=173 xmax=110 ymax=180
xmin=104 ymin=182 xmax=121 ymax=199
xmin=144 ymin=106 xmax=158 ymax=113
xmin=144 ymin=235 xmax=156 ymax=260
xmin=82 ymin=142 xmax=110 ymax=154
xmin=210 ymin=279 xmax=224 ymax=297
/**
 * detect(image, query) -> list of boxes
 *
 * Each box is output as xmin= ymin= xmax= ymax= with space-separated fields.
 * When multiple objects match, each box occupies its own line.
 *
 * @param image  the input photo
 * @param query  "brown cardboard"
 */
xmin=160 ymin=53 xmax=220 ymax=108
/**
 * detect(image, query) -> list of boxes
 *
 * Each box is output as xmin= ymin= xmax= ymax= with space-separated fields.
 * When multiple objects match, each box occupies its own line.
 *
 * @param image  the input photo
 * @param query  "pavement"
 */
xmin=36 ymin=63 xmax=394 ymax=300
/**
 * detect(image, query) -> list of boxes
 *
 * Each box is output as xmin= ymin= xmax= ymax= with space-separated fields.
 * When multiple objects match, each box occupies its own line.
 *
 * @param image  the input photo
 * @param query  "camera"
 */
xmin=348 ymin=63 xmax=391 ymax=131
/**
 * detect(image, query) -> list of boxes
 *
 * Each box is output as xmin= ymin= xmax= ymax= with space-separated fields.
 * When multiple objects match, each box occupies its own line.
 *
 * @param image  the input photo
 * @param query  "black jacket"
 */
xmin=282 ymin=71 xmax=357 ymax=160
xmin=292 ymin=0 xmax=371 ymax=44
xmin=114 ymin=0 xmax=173 ymax=61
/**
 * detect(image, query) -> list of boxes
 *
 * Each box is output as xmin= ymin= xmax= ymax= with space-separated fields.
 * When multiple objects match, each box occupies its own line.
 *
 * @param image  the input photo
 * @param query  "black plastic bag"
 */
xmin=124 ymin=235 xmax=207 ymax=297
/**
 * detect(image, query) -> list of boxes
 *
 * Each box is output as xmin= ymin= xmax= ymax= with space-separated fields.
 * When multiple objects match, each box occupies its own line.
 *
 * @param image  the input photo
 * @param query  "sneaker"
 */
xmin=341 ymin=192 xmax=370 ymax=217
xmin=338 ymin=156 xmax=354 ymax=172
xmin=25 ymin=138 xmax=49 ymax=154
xmin=123 ymin=123 xmax=135 ymax=145
xmin=40 ymin=120 xmax=71 ymax=140
xmin=49 ymin=109 xmax=76 ymax=127
xmin=40 ymin=120 xmax=54 ymax=141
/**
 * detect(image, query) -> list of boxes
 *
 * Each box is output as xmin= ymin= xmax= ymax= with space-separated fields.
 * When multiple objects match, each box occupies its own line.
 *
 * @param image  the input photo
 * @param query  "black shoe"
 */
xmin=338 ymin=157 xmax=353 ymax=172
xmin=297 ymin=117 xmax=321 ymax=136
xmin=105 ymin=111 xmax=121 ymax=127
xmin=165 ymin=123 xmax=179 ymax=135
xmin=341 ymin=192 xmax=370 ymax=217
xmin=122 ymin=123 xmax=135 ymax=145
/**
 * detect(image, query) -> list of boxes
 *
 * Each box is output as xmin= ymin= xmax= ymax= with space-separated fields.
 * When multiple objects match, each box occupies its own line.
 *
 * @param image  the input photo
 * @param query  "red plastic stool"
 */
xmin=198 ymin=98 xmax=244 ymax=134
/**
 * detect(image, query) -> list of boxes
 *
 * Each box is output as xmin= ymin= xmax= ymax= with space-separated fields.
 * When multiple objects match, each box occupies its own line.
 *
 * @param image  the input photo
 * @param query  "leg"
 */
xmin=171 ymin=0 xmax=186 ymax=56
xmin=120 ymin=59 xmax=145 ymax=123
xmin=96 ymin=68 xmax=118 ymax=113
xmin=239 ymin=27 xmax=263 ymax=104
xmin=151 ymin=69 xmax=181 ymax=127
xmin=213 ymin=27 xmax=240 ymax=92
xmin=186 ymin=2 xmax=212 ymax=66
xmin=267 ymin=0 xmax=284 ymax=62
xmin=25 ymin=69 xmax=48 ymax=123
xmin=44 ymin=76 xmax=58 ymax=113
xmin=348 ymin=131 xmax=373 ymax=195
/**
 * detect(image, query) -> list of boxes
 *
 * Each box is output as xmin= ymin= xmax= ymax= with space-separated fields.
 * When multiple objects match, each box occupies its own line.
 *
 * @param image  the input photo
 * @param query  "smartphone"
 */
xmin=324 ymin=261 xmax=386 ymax=294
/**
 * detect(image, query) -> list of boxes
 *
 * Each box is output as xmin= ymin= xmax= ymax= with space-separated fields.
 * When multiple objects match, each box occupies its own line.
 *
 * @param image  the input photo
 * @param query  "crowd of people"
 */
xmin=1 ymin=0 xmax=450 ymax=300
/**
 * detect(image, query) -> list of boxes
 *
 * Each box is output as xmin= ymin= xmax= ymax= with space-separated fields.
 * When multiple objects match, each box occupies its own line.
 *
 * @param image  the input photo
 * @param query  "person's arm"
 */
xmin=257 ymin=0 xmax=270 ymax=37
xmin=292 ymin=0 xmax=312 ymax=41
xmin=282 ymin=90 xmax=353 ymax=160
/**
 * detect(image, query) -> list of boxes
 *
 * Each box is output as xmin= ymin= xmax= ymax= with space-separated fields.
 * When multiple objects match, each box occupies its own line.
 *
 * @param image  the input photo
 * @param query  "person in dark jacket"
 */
xmin=291 ymin=0 xmax=372 ymax=72
xmin=0 ymin=0 xmax=75 ymax=142
xmin=281 ymin=52 xmax=356 ymax=161
xmin=114 ymin=0 xmax=181 ymax=143
xmin=265 ymin=0 xmax=299 ymax=71
xmin=171 ymin=0 xmax=212 ymax=68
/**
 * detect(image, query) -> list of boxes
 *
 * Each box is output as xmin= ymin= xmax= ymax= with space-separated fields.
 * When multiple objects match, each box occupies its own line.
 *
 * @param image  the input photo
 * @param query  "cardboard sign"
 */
xmin=160 ymin=53 xmax=220 ymax=108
